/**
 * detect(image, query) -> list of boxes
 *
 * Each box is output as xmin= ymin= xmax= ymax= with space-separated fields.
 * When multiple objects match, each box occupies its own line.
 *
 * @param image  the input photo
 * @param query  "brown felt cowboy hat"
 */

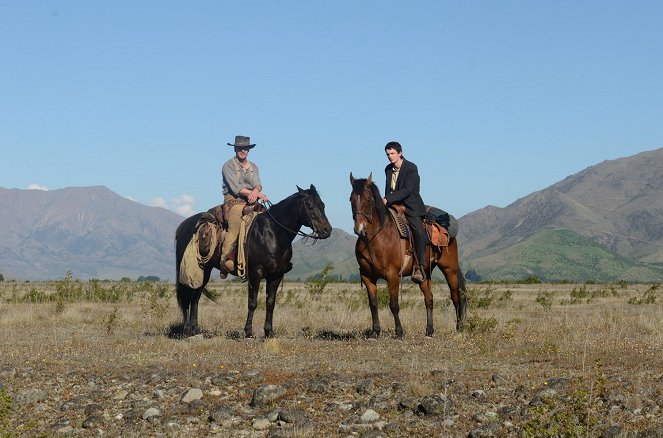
xmin=227 ymin=135 xmax=256 ymax=149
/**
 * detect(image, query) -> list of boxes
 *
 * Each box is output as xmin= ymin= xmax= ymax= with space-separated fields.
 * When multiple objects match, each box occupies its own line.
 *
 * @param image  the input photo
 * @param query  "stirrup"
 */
xmin=412 ymin=265 xmax=426 ymax=284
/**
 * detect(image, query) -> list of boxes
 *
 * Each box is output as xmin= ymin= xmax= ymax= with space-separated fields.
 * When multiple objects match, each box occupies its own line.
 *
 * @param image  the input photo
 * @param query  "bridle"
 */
xmin=261 ymin=193 xmax=324 ymax=240
xmin=351 ymin=189 xmax=385 ymax=240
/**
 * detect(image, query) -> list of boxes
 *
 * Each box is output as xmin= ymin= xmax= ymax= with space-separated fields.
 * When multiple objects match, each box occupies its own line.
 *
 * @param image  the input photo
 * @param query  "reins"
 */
xmin=260 ymin=196 xmax=323 ymax=241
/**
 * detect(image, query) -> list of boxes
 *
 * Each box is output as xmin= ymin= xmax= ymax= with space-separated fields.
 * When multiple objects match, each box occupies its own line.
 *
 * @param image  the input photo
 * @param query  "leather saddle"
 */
xmin=388 ymin=205 xmax=450 ymax=248
xmin=208 ymin=202 xmax=266 ymax=231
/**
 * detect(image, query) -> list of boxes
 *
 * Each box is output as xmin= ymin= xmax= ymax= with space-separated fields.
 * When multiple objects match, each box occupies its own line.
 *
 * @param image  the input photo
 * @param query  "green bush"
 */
xmin=628 ymin=284 xmax=659 ymax=305
xmin=305 ymin=264 xmax=335 ymax=296
xmin=0 ymin=388 xmax=13 ymax=437
xmin=535 ymin=290 xmax=553 ymax=310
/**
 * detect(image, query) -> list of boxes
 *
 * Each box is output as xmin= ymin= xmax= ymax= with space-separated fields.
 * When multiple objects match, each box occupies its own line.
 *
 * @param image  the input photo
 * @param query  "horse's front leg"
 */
xmin=263 ymin=275 xmax=283 ymax=338
xmin=244 ymin=277 xmax=261 ymax=338
xmin=362 ymin=274 xmax=381 ymax=338
xmin=386 ymin=276 xmax=403 ymax=338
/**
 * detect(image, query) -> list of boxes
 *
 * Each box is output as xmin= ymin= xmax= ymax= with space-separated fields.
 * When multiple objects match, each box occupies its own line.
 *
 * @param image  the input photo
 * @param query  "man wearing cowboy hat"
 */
xmin=220 ymin=135 xmax=268 ymax=277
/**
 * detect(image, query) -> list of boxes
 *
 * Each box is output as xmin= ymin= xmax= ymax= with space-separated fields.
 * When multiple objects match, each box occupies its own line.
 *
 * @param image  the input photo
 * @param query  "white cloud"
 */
xmin=149 ymin=196 xmax=167 ymax=208
xmin=171 ymin=194 xmax=196 ymax=217
xmin=149 ymin=194 xmax=195 ymax=217
xmin=27 ymin=183 xmax=48 ymax=191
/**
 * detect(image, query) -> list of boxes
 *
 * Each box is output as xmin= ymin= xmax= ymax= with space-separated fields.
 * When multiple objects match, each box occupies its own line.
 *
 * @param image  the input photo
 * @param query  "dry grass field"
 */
xmin=0 ymin=278 xmax=661 ymax=437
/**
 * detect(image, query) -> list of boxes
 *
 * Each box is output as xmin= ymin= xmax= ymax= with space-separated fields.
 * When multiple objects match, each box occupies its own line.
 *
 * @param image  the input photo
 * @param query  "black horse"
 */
xmin=175 ymin=185 xmax=332 ymax=338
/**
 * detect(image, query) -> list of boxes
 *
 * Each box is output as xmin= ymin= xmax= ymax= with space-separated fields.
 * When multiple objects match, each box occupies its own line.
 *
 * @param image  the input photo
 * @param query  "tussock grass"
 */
xmin=1 ymin=280 xmax=661 ymax=433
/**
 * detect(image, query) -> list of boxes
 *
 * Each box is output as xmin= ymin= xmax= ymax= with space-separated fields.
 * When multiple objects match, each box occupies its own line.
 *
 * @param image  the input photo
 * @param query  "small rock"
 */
xmin=600 ymin=426 xmax=627 ymax=438
xmin=142 ymin=407 xmax=161 ymax=420
xmin=472 ymin=389 xmax=486 ymax=399
xmin=484 ymin=411 xmax=498 ymax=420
xmin=360 ymin=409 xmax=380 ymax=423
xmin=113 ymin=390 xmax=129 ymax=400
xmin=468 ymin=421 xmax=502 ymax=437
xmin=209 ymin=406 xmax=234 ymax=423
xmin=356 ymin=379 xmax=375 ymax=395
xmin=181 ymin=388 xmax=203 ymax=404
xmin=278 ymin=408 xmax=307 ymax=424
xmin=82 ymin=415 xmax=104 ymax=429
xmin=15 ymin=388 xmax=47 ymax=406
xmin=419 ymin=394 xmax=453 ymax=416
xmin=529 ymin=388 xmax=558 ymax=406
xmin=252 ymin=417 xmax=271 ymax=430
xmin=491 ymin=374 xmax=505 ymax=384
xmin=251 ymin=384 xmax=286 ymax=407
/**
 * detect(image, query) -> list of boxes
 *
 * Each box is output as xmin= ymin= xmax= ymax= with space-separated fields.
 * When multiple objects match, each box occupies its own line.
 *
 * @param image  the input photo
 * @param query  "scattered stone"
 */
xmin=472 ymin=389 xmax=487 ymax=399
xmin=308 ymin=376 xmax=330 ymax=393
xmin=181 ymin=388 xmax=203 ymax=404
xmin=278 ymin=408 xmax=307 ymax=424
xmin=360 ymin=409 xmax=380 ymax=423
xmin=468 ymin=421 xmax=502 ymax=437
xmin=15 ymin=388 xmax=47 ymax=406
xmin=142 ymin=407 xmax=161 ymax=420
xmin=600 ymin=426 xmax=628 ymax=438
xmin=209 ymin=406 xmax=235 ymax=423
xmin=252 ymin=417 xmax=271 ymax=430
xmin=529 ymin=388 xmax=558 ymax=406
xmin=356 ymin=379 xmax=375 ymax=395
xmin=82 ymin=415 xmax=104 ymax=429
xmin=251 ymin=384 xmax=286 ymax=407
xmin=418 ymin=394 xmax=453 ymax=416
xmin=113 ymin=389 xmax=129 ymax=400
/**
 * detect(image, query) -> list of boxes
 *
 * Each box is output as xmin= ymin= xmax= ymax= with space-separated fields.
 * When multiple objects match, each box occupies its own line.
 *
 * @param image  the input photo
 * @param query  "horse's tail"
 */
xmin=457 ymin=267 xmax=466 ymax=292
xmin=456 ymin=267 xmax=468 ymax=324
xmin=174 ymin=213 xmax=202 ymax=313
xmin=201 ymin=287 xmax=221 ymax=306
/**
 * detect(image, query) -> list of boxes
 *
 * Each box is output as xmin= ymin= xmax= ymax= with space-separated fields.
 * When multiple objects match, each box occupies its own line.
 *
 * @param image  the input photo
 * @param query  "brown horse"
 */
xmin=349 ymin=173 xmax=467 ymax=337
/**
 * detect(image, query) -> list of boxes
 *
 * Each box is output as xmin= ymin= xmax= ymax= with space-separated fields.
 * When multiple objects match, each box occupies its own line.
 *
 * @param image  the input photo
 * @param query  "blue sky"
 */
xmin=2 ymin=1 xmax=662 ymax=233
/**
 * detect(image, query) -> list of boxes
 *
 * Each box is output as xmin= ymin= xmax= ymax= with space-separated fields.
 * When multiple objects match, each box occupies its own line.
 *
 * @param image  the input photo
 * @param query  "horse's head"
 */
xmin=296 ymin=184 xmax=332 ymax=239
xmin=349 ymin=173 xmax=385 ymax=237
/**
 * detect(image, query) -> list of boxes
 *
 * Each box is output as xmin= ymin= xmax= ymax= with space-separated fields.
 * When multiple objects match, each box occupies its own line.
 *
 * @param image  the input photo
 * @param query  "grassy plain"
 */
xmin=0 ymin=278 xmax=661 ymax=436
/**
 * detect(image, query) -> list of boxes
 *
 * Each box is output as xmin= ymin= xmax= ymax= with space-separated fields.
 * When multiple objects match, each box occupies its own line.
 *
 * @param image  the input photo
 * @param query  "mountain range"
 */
xmin=457 ymin=148 xmax=663 ymax=282
xmin=1 ymin=148 xmax=662 ymax=282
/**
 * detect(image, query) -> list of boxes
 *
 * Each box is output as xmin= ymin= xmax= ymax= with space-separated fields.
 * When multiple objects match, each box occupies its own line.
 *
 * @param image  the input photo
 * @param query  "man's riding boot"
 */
xmin=412 ymin=264 xmax=426 ymax=284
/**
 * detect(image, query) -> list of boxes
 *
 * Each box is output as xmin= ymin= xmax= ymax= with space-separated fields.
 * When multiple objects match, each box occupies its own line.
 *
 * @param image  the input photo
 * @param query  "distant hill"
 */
xmin=289 ymin=228 xmax=357 ymax=280
xmin=457 ymin=148 xmax=663 ymax=282
xmin=2 ymin=148 xmax=662 ymax=282
xmin=0 ymin=186 xmax=182 ymax=281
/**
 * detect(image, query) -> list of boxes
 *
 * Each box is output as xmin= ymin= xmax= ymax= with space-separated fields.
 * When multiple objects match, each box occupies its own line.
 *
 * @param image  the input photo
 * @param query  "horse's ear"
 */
xmin=367 ymin=173 xmax=373 ymax=186
xmin=297 ymin=185 xmax=304 ymax=194
xmin=350 ymin=173 xmax=355 ymax=185
xmin=309 ymin=184 xmax=316 ymax=192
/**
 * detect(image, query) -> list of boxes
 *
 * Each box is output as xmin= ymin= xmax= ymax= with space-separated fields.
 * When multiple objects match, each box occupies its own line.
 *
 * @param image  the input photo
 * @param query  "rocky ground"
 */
xmin=2 ymin=334 xmax=662 ymax=437
xmin=1 ymin=282 xmax=662 ymax=436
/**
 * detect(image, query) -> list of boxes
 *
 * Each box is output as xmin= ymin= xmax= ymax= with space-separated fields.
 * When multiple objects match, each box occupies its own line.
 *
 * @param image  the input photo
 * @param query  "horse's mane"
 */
xmin=268 ymin=186 xmax=314 ymax=212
